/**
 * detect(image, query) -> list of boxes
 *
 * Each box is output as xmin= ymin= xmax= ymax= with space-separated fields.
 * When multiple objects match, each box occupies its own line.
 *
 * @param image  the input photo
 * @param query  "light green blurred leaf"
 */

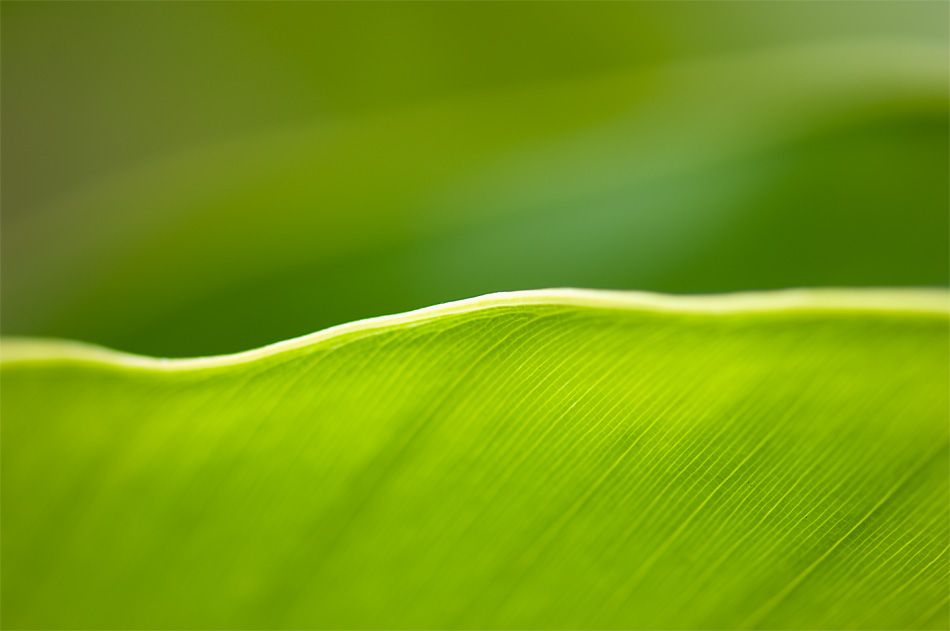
xmin=3 ymin=289 xmax=947 ymax=630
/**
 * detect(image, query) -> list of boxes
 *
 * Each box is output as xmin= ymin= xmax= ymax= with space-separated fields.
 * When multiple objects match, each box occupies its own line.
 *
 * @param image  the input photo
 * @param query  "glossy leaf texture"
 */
xmin=3 ymin=289 xmax=948 ymax=630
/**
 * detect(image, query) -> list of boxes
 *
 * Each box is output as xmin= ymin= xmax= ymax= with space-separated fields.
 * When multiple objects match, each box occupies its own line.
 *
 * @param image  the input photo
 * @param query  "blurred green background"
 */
xmin=3 ymin=1 xmax=947 ymax=357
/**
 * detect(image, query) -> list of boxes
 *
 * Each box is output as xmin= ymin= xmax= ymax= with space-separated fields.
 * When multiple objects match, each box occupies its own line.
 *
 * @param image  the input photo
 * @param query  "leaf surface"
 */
xmin=2 ymin=289 xmax=948 ymax=629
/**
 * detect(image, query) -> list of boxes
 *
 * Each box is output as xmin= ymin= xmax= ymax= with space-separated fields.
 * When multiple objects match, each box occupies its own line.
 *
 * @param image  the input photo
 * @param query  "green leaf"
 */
xmin=2 ymin=289 xmax=947 ymax=630
xmin=4 ymin=40 xmax=948 ymax=357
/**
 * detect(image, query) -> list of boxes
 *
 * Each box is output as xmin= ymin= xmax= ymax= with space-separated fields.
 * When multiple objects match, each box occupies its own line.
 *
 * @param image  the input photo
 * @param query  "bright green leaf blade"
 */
xmin=2 ymin=289 xmax=948 ymax=630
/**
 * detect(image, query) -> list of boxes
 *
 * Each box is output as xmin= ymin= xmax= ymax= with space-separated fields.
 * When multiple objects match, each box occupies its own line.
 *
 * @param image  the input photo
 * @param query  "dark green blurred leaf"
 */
xmin=4 ymin=41 xmax=947 ymax=356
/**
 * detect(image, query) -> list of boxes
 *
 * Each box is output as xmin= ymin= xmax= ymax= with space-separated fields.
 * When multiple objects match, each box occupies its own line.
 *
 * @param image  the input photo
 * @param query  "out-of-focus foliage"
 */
xmin=3 ymin=6 xmax=948 ymax=630
xmin=2 ymin=2 xmax=947 ymax=357
xmin=3 ymin=290 xmax=948 ymax=630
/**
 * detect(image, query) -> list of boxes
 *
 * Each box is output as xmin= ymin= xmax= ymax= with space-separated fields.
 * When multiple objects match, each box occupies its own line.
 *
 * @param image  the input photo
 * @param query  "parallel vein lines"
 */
xmin=2 ymin=293 xmax=946 ymax=630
